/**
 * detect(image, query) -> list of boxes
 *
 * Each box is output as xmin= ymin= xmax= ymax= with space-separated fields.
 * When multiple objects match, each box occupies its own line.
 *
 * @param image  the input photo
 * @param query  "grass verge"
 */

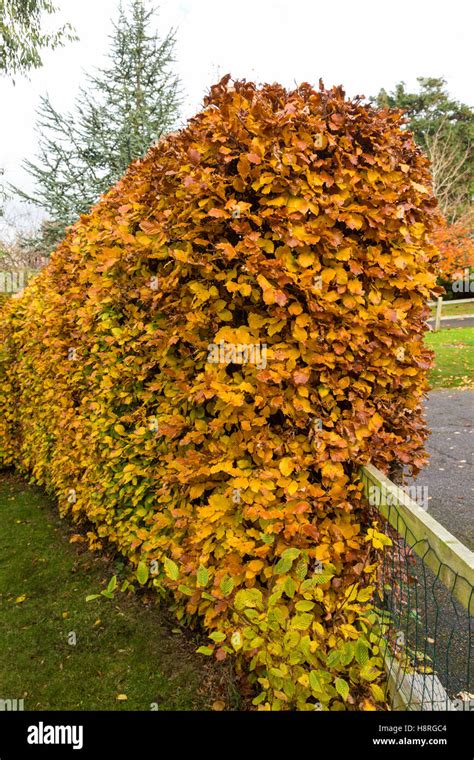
xmin=0 ymin=471 xmax=238 ymax=710
xmin=425 ymin=326 xmax=474 ymax=389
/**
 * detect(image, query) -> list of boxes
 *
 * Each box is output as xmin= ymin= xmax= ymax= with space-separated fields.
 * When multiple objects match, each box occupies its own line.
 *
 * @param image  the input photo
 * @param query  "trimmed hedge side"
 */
xmin=0 ymin=78 xmax=440 ymax=710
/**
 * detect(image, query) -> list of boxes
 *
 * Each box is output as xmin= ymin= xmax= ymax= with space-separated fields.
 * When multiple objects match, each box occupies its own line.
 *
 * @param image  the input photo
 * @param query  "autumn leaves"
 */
xmin=0 ymin=77 xmax=440 ymax=709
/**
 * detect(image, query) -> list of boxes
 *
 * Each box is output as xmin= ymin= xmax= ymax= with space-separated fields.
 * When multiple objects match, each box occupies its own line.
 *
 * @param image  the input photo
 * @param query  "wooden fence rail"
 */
xmin=428 ymin=297 xmax=474 ymax=331
xmin=360 ymin=463 xmax=474 ymax=613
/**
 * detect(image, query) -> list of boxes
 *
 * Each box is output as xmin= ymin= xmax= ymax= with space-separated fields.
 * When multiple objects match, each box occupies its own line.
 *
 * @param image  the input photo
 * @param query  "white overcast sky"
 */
xmin=0 ymin=0 xmax=472 ymax=231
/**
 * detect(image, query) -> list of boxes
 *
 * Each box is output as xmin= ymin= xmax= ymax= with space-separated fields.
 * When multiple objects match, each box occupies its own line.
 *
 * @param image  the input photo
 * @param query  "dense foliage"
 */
xmin=0 ymin=77 xmax=441 ymax=709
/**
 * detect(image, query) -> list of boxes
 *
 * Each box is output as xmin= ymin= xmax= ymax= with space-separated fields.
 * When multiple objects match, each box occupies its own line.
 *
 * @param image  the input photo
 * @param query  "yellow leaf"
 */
xmin=293 ymin=324 xmax=308 ymax=341
xmin=321 ymin=268 xmax=336 ymax=283
xmin=208 ymin=493 xmax=230 ymax=510
xmin=357 ymin=586 xmax=374 ymax=602
xmin=342 ymin=294 xmax=356 ymax=309
xmin=287 ymin=197 xmax=309 ymax=213
xmin=297 ymin=251 xmax=315 ymax=268
xmin=370 ymin=684 xmax=386 ymax=702
xmin=265 ymin=195 xmax=287 ymax=207
xmin=361 ymin=699 xmax=377 ymax=711
xmin=411 ymin=182 xmax=429 ymax=194
xmin=279 ymin=457 xmax=295 ymax=476
xmin=321 ymin=461 xmax=344 ymax=480
xmin=345 ymin=213 xmax=364 ymax=230
xmin=231 ymin=631 xmax=242 ymax=651
xmin=257 ymin=238 xmax=275 ymax=253
xmin=315 ymin=544 xmax=331 ymax=561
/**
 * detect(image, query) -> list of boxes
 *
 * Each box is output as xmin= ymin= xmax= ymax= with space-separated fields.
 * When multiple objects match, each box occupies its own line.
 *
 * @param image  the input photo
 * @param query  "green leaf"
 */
xmin=197 ymin=565 xmax=209 ymax=587
xmin=107 ymin=575 xmax=117 ymax=593
xmin=284 ymin=576 xmax=296 ymax=598
xmin=209 ymin=631 xmax=226 ymax=642
xmin=283 ymin=630 xmax=300 ymax=649
xmin=281 ymin=548 xmax=300 ymax=561
xmin=244 ymin=608 xmax=258 ymax=621
xmin=295 ymin=559 xmax=308 ymax=580
xmin=220 ymin=575 xmax=234 ymax=597
xmin=196 ymin=646 xmax=214 ymax=656
xmin=291 ymin=612 xmax=313 ymax=630
xmin=300 ymin=572 xmax=333 ymax=590
xmin=274 ymin=557 xmax=293 ymax=574
xmin=234 ymin=588 xmax=263 ymax=610
xmin=335 ymin=677 xmax=349 ymax=701
xmin=355 ymin=639 xmax=369 ymax=666
xmin=136 ymin=561 xmax=149 ymax=585
xmin=311 ymin=572 xmax=333 ymax=585
xmin=309 ymin=670 xmax=323 ymax=692
xmin=178 ymin=584 xmax=194 ymax=596
xmin=85 ymin=594 xmax=100 ymax=602
xmin=326 ymin=649 xmax=340 ymax=668
xmin=163 ymin=557 xmax=179 ymax=581
xmin=268 ymin=585 xmax=284 ymax=605
xmin=270 ymin=667 xmax=285 ymax=677
xmin=359 ymin=665 xmax=381 ymax=682
xmin=295 ymin=600 xmax=315 ymax=612
xmin=341 ymin=642 xmax=354 ymax=665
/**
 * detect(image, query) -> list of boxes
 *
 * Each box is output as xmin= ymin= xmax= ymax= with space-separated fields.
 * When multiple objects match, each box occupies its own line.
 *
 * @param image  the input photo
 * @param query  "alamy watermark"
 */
xmin=27 ymin=722 xmax=83 ymax=750
xmin=0 ymin=698 xmax=24 ymax=711
xmin=0 ymin=270 xmax=31 ymax=293
xmin=207 ymin=340 xmax=267 ymax=369
xmin=452 ymin=268 xmax=474 ymax=294
xmin=368 ymin=483 xmax=429 ymax=511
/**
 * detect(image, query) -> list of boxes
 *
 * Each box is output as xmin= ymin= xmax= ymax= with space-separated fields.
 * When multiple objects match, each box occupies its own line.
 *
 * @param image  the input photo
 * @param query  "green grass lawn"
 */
xmin=0 ymin=472 xmax=237 ymax=711
xmin=429 ymin=301 xmax=474 ymax=318
xmin=425 ymin=325 xmax=474 ymax=389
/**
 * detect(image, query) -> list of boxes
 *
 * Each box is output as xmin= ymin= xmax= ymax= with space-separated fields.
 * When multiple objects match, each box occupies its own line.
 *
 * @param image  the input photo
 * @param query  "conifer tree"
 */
xmin=15 ymin=0 xmax=181 ymax=246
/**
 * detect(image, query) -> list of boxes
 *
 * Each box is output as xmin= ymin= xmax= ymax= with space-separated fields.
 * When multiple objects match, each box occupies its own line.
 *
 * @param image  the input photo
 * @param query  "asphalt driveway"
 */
xmin=415 ymin=389 xmax=474 ymax=550
xmin=401 ymin=389 xmax=473 ymax=702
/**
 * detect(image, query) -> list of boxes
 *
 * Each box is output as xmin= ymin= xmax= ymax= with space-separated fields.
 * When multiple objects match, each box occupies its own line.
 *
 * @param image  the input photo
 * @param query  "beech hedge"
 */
xmin=0 ymin=77 xmax=441 ymax=709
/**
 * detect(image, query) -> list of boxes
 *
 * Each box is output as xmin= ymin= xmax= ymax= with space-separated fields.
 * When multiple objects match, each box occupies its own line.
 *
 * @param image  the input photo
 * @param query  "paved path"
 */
xmin=414 ymin=389 xmax=474 ymax=549
xmin=427 ymin=315 xmax=474 ymax=330
xmin=403 ymin=390 xmax=473 ymax=701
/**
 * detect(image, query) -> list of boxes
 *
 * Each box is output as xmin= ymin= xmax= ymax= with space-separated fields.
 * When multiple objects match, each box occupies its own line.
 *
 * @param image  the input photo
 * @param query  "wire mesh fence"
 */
xmin=360 ymin=464 xmax=474 ymax=711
